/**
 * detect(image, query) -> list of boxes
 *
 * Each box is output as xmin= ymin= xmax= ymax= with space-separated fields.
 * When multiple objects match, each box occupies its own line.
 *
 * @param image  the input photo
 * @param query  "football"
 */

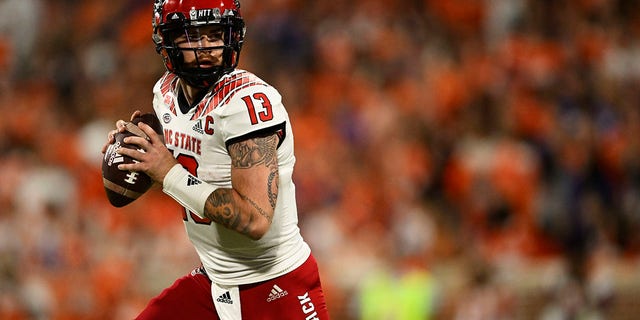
xmin=102 ymin=113 xmax=163 ymax=207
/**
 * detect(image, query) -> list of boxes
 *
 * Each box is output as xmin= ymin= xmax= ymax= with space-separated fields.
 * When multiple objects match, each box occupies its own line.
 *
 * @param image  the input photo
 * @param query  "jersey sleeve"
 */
xmin=216 ymin=84 xmax=288 ymax=148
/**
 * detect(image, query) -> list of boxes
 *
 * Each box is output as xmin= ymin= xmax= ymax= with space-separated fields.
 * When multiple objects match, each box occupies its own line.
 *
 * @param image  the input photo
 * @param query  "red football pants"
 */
xmin=136 ymin=254 xmax=329 ymax=319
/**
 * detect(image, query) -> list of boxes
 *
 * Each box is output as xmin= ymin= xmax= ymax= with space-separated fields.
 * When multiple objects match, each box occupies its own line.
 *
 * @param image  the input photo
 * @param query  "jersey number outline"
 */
xmin=175 ymin=153 xmax=213 ymax=225
xmin=242 ymin=93 xmax=273 ymax=125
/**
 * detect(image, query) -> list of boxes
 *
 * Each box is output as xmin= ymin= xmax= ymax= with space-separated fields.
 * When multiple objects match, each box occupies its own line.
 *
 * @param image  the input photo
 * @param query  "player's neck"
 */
xmin=179 ymin=81 xmax=202 ymax=106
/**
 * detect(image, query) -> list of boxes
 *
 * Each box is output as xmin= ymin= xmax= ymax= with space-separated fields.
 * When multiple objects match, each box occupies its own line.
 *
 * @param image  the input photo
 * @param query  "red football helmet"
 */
xmin=153 ymin=0 xmax=245 ymax=88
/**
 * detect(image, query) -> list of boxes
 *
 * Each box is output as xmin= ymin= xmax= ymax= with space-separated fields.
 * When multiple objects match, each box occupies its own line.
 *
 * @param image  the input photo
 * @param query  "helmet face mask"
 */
xmin=153 ymin=0 xmax=245 ymax=88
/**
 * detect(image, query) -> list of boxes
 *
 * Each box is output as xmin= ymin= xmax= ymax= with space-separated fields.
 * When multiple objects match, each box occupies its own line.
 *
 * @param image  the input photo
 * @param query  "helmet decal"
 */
xmin=189 ymin=8 xmax=223 ymax=21
xmin=152 ymin=0 xmax=164 ymax=28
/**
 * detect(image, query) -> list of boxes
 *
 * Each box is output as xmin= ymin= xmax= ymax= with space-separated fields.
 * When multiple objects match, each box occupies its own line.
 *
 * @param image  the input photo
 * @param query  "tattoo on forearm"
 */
xmin=204 ymin=190 xmax=273 ymax=235
xmin=267 ymin=169 xmax=277 ymax=209
xmin=204 ymin=190 xmax=249 ymax=233
xmin=239 ymin=192 xmax=273 ymax=223
xmin=205 ymin=134 xmax=279 ymax=234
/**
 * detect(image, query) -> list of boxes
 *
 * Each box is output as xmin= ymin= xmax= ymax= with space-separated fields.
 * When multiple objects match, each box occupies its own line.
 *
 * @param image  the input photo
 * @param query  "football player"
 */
xmin=102 ymin=0 xmax=328 ymax=318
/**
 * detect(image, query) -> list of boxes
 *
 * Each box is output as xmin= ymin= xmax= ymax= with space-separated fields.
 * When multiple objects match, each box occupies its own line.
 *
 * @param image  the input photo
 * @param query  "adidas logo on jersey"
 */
xmin=192 ymin=120 xmax=204 ymax=134
xmin=186 ymin=175 xmax=202 ymax=186
xmin=217 ymin=291 xmax=233 ymax=304
xmin=266 ymin=284 xmax=288 ymax=302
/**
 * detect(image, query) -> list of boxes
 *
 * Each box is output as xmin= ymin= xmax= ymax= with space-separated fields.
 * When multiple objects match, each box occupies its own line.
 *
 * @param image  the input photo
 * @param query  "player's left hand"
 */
xmin=101 ymin=110 xmax=148 ymax=154
xmin=116 ymin=122 xmax=178 ymax=184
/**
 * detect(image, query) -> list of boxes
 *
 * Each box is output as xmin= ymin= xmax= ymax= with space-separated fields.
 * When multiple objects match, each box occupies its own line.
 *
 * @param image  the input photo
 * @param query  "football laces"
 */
xmin=124 ymin=121 xmax=150 ymax=140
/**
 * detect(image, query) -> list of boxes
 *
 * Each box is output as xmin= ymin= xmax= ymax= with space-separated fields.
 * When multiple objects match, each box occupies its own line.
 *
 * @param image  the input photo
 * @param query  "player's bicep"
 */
xmin=228 ymin=133 xmax=279 ymax=220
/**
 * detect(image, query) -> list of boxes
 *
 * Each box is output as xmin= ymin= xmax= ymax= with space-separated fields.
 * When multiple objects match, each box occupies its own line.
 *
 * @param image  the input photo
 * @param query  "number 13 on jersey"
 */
xmin=242 ymin=93 xmax=273 ymax=125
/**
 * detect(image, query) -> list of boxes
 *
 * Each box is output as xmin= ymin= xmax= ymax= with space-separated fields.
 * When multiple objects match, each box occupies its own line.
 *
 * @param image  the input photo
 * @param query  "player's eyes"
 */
xmin=185 ymin=32 xmax=200 ymax=40
xmin=185 ymin=30 xmax=223 ymax=42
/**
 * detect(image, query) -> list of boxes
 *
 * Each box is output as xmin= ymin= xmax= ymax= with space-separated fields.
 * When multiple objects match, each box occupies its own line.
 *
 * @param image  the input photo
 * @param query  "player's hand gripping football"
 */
xmin=102 ymin=110 xmax=178 ymax=184
xmin=101 ymin=110 xmax=145 ymax=153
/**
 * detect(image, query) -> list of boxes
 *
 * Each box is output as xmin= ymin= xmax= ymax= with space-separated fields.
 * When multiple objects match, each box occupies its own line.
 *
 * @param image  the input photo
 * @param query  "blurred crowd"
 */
xmin=1 ymin=0 xmax=640 ymax=319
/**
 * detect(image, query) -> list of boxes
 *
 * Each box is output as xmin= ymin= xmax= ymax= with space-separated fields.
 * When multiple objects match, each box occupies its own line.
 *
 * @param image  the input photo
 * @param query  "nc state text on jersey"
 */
xmin=164 ymin=129 xmax=202 ymax=155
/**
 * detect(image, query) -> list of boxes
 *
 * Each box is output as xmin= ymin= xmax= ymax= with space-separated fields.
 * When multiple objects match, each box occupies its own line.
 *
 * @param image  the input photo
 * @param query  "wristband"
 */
xmin=162 ymin=164 xmax=217 ymax=218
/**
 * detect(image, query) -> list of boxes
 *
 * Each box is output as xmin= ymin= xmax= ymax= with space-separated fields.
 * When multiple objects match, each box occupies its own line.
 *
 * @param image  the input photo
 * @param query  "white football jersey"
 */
xmin=152 ymin=69 xmax=311 ymax=285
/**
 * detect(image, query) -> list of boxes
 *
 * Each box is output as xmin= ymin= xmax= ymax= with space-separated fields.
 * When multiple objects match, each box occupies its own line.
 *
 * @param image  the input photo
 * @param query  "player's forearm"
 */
xmin=216 ymin=133 xmax=279 ymax=239
xmin=203 ymin=188 xmax=273 ymax=240
xmin=162 ymin=163 xmax=274 ymax=239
